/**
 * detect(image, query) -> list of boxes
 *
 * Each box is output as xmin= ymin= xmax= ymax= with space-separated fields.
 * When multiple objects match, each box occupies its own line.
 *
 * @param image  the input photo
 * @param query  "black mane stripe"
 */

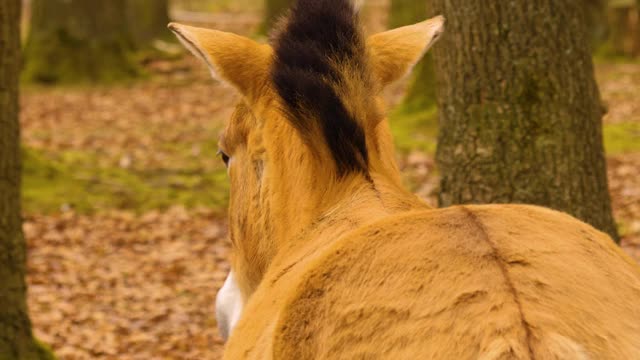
xmin=271 ymin=0 xmax=369 ymax=177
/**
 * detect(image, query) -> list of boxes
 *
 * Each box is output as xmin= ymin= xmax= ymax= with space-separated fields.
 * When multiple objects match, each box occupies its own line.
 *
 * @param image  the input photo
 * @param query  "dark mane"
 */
xmin=271 ymin=0 xmax=369 ymax=177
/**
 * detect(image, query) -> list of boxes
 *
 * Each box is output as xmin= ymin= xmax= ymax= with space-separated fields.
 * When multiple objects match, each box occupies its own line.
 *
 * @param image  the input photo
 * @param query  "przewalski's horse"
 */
xmin=169 ymin=0 xmax=640 ymax=358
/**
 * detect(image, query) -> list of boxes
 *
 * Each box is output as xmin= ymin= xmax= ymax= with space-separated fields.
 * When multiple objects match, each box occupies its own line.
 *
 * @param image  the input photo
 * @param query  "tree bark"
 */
xmin=127 ymin=0 xmax=171 ymax=49
xmin=389 ymin=0 xmax=436 ymax=111
xmin=260 ymin=0 xmax=291 ymax=34
xmin=431 ymin=0 xmax=619 ymax=240
xmin=1 ymin=0 xmax=52 ymax=358
xmin=23 ymin=0 xmax=138 ymax=84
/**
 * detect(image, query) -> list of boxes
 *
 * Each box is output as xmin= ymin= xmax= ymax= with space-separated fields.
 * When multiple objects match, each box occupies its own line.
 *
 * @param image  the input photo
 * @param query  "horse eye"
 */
xmin=217 ymin=149 xmax=230 ymax=167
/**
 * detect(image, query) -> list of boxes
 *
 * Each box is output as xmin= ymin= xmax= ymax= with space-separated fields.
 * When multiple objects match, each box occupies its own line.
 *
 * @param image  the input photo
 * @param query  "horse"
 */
xmin=169 ymin=0 xmax=640 ymax=358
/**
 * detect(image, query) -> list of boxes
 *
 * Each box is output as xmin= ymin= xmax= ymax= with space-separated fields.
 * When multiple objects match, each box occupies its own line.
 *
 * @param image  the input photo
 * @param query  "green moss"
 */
xmin=0 ymin=340 xmax=57 ymax=360
xmin=389 ymin=106 xmax=640 ymax=157
xmin=22 ymin=147 xmax=229 ymax=215
xmin=389 ymin=105 xmax=439 ymax=155
xmin=603 ymin=122 xmax=640 ymax=155
xmin=34 ymin=340 xmax=57 ymax=360
xmin=402 ymin=56 xmax=437 ymax=111
xmin=593 ymin=50 xmax=640 ymax=64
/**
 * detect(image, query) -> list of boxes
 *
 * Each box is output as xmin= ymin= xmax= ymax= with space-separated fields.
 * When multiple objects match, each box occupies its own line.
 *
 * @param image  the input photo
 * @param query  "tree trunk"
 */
xmin=431 ymin=0 xmax=619 ymax=241
xmin=1 ymin=1 xmax=52 ymax=358
xmin=23 ymin=0 xmax=138 ymax=84
xmin=389 ymin=0 xmax=436 ymax=111
xmin=632 ymin=2 xmax=640 ymax=56
xmin=127 ymin=0 xmax=171 ymax=49
xmin=607 ymin=5 xmax=633 ymax=56
xmin=260 ymin=0 xmax=290 ymax=34
xmin=585 ymin=0 xmax=608 ymax=49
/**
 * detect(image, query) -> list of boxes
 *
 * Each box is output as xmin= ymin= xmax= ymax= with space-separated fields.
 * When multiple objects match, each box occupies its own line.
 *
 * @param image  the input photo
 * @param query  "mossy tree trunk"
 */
xmin=1 ymin=1 xmax=53 ymax=358
xmin=389 ymin=0 xmax=436 ymax=112
xmin=260 ymin=0 xmax=290 ymax=35
xmin=431 ymin=0 xmax=619 ymax=241
xmin=23 ymin=0 xmax=138 ymax=84
xmin=127 ymin=0 xmax=171 ymax=49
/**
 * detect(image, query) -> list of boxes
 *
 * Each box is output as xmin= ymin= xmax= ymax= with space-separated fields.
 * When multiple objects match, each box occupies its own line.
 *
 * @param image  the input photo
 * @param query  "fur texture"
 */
xmin=227 ymin=205 xmax=640 ymax=359
xmin=170 ymin=1 xmax=640 ymax=358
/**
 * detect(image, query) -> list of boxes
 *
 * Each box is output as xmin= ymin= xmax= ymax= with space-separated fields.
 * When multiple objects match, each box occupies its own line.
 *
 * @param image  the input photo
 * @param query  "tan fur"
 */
xmin=225 ymin=205 xmax=640 ymax=359
xmin=168 ymin=23 xmax=272 ymax=102
xmin=367 ymin=16 xmax=445 ymax=87
xmin=171 ymin=15 xmax=640 ymax=359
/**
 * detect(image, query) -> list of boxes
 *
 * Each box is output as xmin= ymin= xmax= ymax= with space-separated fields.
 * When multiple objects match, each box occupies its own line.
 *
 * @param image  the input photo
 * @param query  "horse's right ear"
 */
xmin=169 ymin=23 xmax=273 ymax=102
xmin=367 ymin=15 xmax=445 ymax=88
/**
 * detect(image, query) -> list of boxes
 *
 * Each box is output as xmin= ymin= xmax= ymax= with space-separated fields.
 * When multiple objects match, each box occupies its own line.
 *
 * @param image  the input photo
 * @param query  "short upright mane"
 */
xmin=272 ymin=0 xmax=370 ymax=177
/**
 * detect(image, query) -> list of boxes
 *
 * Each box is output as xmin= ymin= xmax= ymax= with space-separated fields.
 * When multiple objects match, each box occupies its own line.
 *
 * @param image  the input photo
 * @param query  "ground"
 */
xmin=21 ymin=7 xmax=640 ymax=360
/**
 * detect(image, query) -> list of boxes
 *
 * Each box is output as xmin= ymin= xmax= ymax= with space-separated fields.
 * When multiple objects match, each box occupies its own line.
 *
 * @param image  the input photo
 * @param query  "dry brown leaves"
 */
xmin=609 ymin=154 xmax=640 ymax=257
xmin=26 ymin=207 xmax=229 ymax=360
xmin=597 ymin=62 xmax=640 ymax=125
xmin=21 ymin=59 xmax=234 ymax=172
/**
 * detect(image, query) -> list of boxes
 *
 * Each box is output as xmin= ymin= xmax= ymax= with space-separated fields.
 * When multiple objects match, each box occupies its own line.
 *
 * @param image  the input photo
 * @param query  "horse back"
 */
xmin=270 ymin=205 xmax=640 ymax=359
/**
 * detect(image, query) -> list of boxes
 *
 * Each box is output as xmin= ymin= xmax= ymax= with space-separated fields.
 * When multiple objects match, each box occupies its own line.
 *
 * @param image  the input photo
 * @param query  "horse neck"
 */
xmin=272 ymin=170 xmax=428 ymax=263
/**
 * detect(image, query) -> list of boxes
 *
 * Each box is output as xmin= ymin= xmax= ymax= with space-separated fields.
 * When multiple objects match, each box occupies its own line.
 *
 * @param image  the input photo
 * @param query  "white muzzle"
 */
xmin=215 ymin=271 xmax=244 ymax=341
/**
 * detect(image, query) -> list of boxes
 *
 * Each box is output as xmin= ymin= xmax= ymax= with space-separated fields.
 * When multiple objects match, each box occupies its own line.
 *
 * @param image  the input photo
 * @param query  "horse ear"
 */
xmin=367 ymin=15 xmax=444 ymax=88
xmin=168 ymin=23 xmax=273 ymax=102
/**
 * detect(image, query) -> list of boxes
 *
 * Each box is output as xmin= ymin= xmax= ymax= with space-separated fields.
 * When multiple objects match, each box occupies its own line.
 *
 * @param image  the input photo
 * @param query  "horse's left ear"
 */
xmin=169 ymin=23 xmax=272 ymax=102
xmin=367 ymin=15 xmax=445 ymax=88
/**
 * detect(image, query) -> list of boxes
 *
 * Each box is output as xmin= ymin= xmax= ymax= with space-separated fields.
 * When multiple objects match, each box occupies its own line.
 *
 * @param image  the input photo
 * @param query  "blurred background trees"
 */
xmin=127 ymin=0 xmax=172 ymax=48
xmin=260 ymin=0 xmax=290 ymax=34
xmin=19 ymin=0 xmax=640 ymax=86
xmin=23 ymin=0 xmax=138 ymax=83
xmin=585 ymin=0 xmax=609 ymax=47
xmin=22 ymin=0 xmax=173 ymax=84
xmin=606 ymin=0 xmax=640 ymax=57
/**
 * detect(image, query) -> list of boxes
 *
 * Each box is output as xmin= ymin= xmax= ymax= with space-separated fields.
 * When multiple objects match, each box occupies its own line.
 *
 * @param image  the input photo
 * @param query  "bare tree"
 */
xmin=1 ymin=0 xmax=55 ymax=358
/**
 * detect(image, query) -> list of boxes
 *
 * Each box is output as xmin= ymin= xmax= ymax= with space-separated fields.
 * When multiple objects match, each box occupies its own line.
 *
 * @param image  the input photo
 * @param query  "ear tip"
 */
xmin=431 ymin=15 xmax=446 ymax=27
xmin=167 ymin=22 xmax=180 ymax=33
xmin=168 ymin=22 xmax=193 ymax=35
xmin=424 ymin=15 xmax=445 ymax=38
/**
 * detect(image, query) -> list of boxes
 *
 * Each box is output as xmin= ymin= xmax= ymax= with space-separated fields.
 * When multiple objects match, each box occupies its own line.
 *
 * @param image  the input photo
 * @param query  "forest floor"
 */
xmin=20 ymin=14 xmax=640 ymax=360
